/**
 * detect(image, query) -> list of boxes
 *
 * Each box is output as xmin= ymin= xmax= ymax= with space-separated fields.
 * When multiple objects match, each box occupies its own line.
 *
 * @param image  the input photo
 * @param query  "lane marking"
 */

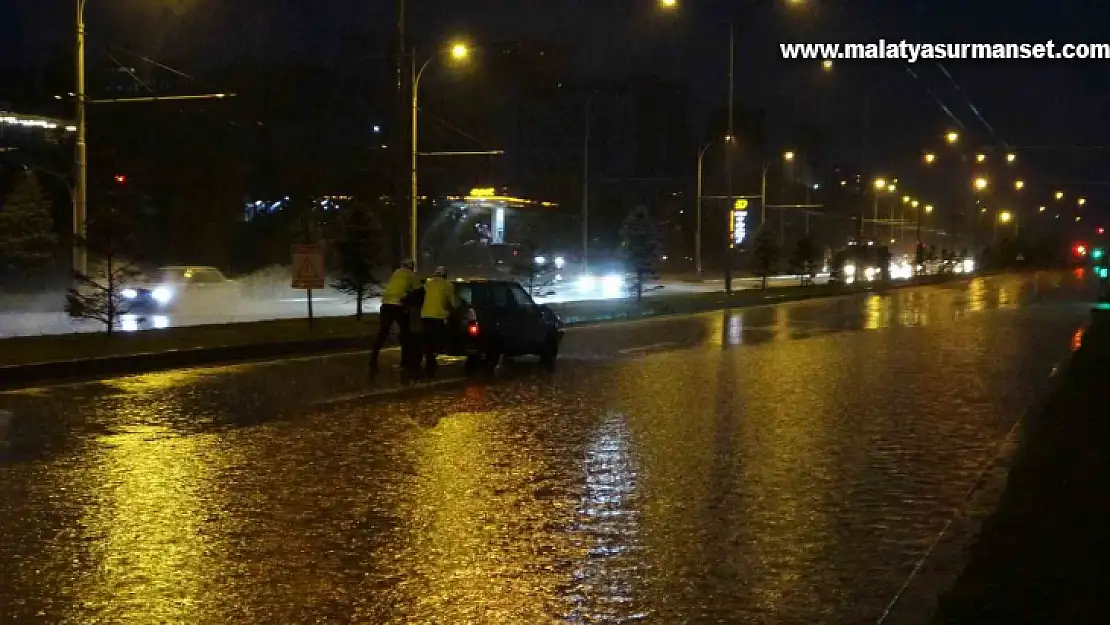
xmin=617 ymin=341 xmax=682 ymax=355
xmin=312 ymin=376 xmax=468 ymax=407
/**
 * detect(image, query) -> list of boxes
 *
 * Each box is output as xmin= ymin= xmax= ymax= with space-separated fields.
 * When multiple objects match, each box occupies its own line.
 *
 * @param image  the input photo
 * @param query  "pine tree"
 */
xmin=65 ymin=207 xmax=142 ymax=334
xmin=0 ymin=172 xmax=58 ymax=274
xmin=790 ymin=236 xmax=817 ymax=286
xmin=619 ymin=206 xmax=662 ymax=301
xmin=330 ymin=201 xmax=384 ymax=320
xmin=753 ymin=227 xmax=779 ymax=290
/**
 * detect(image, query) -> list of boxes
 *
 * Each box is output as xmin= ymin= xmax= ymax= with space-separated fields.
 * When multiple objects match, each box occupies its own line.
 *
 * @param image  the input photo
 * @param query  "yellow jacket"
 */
xmin=381 ymin=268 xmax=418 ymax=306
xmin=421 ymin=276 xmax=459 ymax=320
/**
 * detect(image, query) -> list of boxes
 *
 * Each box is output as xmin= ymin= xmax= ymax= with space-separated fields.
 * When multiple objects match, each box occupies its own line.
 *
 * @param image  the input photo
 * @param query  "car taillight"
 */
xmin=467 ymin=321 xmax=480 ymax=337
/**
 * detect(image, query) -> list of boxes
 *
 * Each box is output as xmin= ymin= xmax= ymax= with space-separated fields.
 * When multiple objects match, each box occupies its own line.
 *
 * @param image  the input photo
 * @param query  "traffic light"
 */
xmin=1074 ymin=243 xmax=1089 ymax=257
xmin=1094 ymin=248 xmax=1106 ymax=261
xmin=1099 ymin=227 xmax=1106 ymax=235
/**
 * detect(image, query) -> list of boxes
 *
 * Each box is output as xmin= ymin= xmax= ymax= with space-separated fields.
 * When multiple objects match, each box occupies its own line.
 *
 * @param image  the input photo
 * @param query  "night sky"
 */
xmin=5 ymin=0 xmax=1110 ymax=198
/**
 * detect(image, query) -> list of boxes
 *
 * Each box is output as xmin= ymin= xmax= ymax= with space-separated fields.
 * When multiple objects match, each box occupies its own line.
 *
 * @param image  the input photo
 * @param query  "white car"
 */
xmin=122 ymin=266 xmax=239 ymax=311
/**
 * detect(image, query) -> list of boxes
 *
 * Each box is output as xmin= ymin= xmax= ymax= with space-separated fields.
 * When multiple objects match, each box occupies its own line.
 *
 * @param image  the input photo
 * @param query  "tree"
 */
xmin=753 ymin=226 xmax=779 ymax=289
xmin=877 ymin=245 xmax=893 ymax=282
xmin=330 ymin=201 xmax=384 ymax=320
xmin=619 ymin=206 xmax=663 ymax=302
xmin=508 ymin=240 xmax=560 ymax=297
xmin=0 ymin=172 xmax=58 ymax=276
xmin=790 ymin=236 xmax=818 ymax=286
xmin=65 ymin=207 xmax=142 ymax=334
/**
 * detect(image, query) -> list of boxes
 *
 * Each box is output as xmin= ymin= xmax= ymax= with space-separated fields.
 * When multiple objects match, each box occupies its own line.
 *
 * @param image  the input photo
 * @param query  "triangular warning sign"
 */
xmin=295 ymin=255 xmax=320 ymax=281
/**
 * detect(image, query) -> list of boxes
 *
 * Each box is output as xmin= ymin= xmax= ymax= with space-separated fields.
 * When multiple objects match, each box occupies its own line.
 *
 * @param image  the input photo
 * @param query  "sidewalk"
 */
xmin=933 ymin=307 xmax=1110 ymax=624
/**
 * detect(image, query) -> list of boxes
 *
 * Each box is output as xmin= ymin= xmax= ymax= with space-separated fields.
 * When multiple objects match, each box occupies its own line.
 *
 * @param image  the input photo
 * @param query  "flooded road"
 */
xmin=0 ymin=271 xmax=1096 ymax=623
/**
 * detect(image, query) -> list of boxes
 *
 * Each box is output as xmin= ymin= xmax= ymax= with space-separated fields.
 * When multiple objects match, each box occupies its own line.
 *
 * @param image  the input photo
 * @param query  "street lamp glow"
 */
xmin=873 ymin=178 xmax=887 ymax=190
xmin=783 ymin=150 xmax=795 ymax=161
xmin=1039 ymin=206 xmax=1046 ymax=213
xmin=902 ymin=195 xmax=911 ymax=204
xmin=450 ymin=43 xmax=470 ymax=60
xmin=1014 ymin=180 xmax=1025 ymax=191
xmin=1079 ymin=197 xmax=1088 ymax=206
xmin=974 ymin=177 xmax=989 ymax=191
xmin=1006 ymin=152 xmax=1017 ymax=164
xmin=923 ymin=152 xmax=936 ymax=164
xmin=1055 ymin=191 xmax=1065 ymax=200
xmin=998 ymin=210 xmax=1014 ymax=224
xmin=911 ymin=200 xmax=920 ymax=208
xmin=925 ymin=204 xmax=934 ymax=214
xmin=659 ymin=0 xmax=678 ymax=7
xmin=945 ymin=131 xmax=960 ymax=144
xmin=888 ymin=184 xmax=897 ymax=192
xmin=976 ymin=153 xmax=987 ymax=163
xmin=821 ymin=59 xmax=834 ymax=71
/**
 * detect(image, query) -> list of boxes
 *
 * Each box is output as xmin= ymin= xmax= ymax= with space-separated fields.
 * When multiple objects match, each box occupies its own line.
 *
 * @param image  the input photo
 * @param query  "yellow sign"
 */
xmin=468 ymin=187 xmax=496 ymax=198
xmin=734 ymin=199 xmax=749 ymax=210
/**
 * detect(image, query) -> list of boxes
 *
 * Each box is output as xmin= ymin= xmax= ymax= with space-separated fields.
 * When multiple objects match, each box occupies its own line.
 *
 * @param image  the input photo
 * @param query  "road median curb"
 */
xmin=0 ymin=272 xmax=998 ymax=389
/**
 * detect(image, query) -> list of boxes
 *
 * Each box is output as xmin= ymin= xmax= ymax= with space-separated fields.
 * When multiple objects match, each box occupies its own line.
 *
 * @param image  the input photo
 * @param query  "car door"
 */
xmin=507 ymin=282 xmax=547 ymax=349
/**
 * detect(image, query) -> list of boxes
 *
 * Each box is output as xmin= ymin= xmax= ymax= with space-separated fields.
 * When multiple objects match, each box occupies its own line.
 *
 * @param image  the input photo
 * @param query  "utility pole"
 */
xmin=724 ymin=23 xmax=735 ymax=296
xmin=74 ymin=0 xmax=88 ymax=277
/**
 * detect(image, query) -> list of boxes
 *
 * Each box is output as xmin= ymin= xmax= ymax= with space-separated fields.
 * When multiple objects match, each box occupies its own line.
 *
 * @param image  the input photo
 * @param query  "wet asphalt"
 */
xmin=0 ymin=271 xmax=1097 ymax=624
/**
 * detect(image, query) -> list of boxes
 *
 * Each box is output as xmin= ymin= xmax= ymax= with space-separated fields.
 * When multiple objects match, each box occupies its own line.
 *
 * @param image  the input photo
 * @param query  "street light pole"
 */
xmin=74 ymin=0 xmax=88 ymax=277
xmin=410 ymin=53 xmax=434 ymax=270
xmin=696 ymin=142 xmax=712 ymax=276
xmin=582 ymin=102 xmax=591 ymax=272
xmin=724 ymin=22 xmax=735 ymax=295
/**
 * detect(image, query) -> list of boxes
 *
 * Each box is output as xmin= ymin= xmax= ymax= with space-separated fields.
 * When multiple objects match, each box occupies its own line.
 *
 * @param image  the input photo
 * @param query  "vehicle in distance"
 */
xmin=122 ymin=266 xmax=238 ymax=311
xmin=411 ymin=278 xmax=564 ymax=372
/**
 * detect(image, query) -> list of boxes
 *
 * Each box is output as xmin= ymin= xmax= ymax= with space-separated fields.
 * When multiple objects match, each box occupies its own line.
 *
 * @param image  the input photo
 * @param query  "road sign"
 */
xmin=291 ymin=244 xmax=325 ymax=289
xmin=733 ymin=198 xmax=749 ymax=210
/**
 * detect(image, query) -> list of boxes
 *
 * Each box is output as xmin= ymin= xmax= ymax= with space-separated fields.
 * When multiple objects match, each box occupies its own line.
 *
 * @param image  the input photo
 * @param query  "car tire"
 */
xmin=539 ymin=335 xmax=560 ymax=370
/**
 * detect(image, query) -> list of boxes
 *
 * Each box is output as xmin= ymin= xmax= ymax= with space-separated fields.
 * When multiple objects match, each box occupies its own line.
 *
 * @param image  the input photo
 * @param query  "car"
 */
xmin=411 ymin=278 xmax=564 ymax=373
xmin=122 ymin=265 xmax=238 ymax=312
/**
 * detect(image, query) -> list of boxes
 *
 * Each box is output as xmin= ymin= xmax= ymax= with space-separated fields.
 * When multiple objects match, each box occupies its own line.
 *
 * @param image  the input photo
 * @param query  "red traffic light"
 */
xmin=114 ymin=174 xmax=127 ymax=184
xmin=1074 ymin=243 xmax=1089 ymax=257
xmin=1098 ymin=227 xmax=1106 ymax=235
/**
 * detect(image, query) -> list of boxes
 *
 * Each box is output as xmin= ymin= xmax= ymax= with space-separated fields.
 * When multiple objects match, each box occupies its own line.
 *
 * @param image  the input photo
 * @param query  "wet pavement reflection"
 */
xmin=0 ymin=271 xmax=1098 ymax=623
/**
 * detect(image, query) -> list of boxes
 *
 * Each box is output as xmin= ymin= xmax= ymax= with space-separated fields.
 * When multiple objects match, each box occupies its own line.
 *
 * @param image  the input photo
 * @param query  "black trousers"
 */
xmin=371 ymin=303 xmax=409 ymax=367
xmin=421 ymin=318 xmax=448 ymax=371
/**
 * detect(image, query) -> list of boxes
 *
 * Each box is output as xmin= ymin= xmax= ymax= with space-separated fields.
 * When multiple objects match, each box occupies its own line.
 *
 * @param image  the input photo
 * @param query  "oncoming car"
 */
xmin=122 ymin=266 xmax=238 ymax=312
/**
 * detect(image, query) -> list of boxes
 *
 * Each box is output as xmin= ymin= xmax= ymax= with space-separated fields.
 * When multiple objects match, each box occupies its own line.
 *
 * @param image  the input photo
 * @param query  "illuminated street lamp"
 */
xmin=925 ymin=204 xmax=934 ymax=214
xmin=783 ymin=150 xmax=796 ymax=162
xmin=1039 ymin=206 xmax=1046 ymax=213
xmin=888 ymin=183 xmax=897 ymax=192
xmin=1055 ymin=191 xmax=1065 ymax=201
xmin=659 ymin=0 xmax=678 ymax=8
xmin=911 ymin=200 xmax=920 ymax=208
xmin=902 ymin=195 xmax=911 ymax=204
xmin=1006 ymin=152 xmax=1017 ymax=164
xmin=976 ymin=153 xmax=987 ymax=163
xmin=1014 ymin=179 xmax=1025 ymax=191
xmin=945 ymin=131 xmax=960 ymax=145
xmin=1079 ymin=197 xmax=1088 ymax=207
xmin=974 ymin=177 xmax=989 ymax=192
xmin=411 ymin=40 xmax=471 ymax=267
xmin=874 ymin=178 xmax=887 ymax=190
xmin=998 ymin=210 xmax=1014 ymax=224
xmin=923 ymin=152 xmax=936 ymax=165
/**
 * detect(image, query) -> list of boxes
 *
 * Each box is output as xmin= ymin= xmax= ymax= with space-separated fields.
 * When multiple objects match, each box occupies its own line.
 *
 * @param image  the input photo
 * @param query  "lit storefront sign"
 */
xmin=730 ymin=199 xmax=749 ymax=247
